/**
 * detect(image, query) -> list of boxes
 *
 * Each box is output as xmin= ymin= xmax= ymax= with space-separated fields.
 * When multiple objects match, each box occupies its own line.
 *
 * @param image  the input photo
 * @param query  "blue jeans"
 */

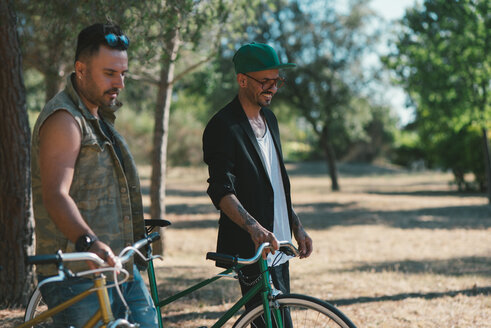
xmin=39 ymin=265 xmax=158 ymax=327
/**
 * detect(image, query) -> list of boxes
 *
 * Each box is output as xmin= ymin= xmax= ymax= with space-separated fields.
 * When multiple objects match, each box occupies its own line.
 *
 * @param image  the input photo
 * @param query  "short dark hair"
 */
xmin=75 ymin=23 xmax=129 ymax=62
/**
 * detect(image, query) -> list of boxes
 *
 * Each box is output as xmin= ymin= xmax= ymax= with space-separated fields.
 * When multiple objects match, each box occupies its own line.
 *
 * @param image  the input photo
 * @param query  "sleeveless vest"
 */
xmin=31 ymin=74 xmax=145 ymax=277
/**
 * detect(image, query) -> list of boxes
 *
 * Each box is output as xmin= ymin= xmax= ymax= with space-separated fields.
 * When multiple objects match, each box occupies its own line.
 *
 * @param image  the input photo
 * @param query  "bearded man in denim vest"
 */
xmin=31 ymin=23 xmax=157 ymax=327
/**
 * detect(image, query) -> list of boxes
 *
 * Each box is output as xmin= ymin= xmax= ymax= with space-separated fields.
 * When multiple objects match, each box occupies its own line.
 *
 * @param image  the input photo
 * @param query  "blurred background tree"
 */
xmin=252 ymin=0 xmax=393 ymax=190
xmin=181 ymin=0 xmax=398 ymax=191
xmin=384 ymin=0 xmax=491 ymax=201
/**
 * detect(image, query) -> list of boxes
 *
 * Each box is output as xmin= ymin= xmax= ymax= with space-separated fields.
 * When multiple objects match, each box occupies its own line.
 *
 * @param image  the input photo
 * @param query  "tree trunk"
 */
xmin=44 ymin=66 xmax=63 ymax=103
xmin=0 ymin=0 xmax=35 ymax=307
xmin=150 ymin=27 xmax=180 ymax=255
xmin=43 ymin=38 xmax=65 ymax=102
xmin=481 ymin=127 xmax=491 ymax=204
xmin=320 ymin=125 xmax=340 ymax=191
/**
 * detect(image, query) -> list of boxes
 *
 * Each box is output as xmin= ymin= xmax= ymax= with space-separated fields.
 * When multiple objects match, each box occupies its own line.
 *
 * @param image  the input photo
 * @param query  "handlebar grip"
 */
xmin=279 ymin=245 xmax=296 ymax=257
xmin=146 ymin=232 xmax=161 ymax=243
xmin=28 ymin=254 xmax=62 ymax=265
xmin=206 ymin=252 xmax=237 ymax=265
xmin=144 ymin=219 xmax=171 ymax=228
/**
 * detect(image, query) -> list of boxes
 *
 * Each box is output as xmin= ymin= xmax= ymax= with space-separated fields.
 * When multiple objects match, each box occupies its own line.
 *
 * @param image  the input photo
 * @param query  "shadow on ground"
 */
xmin=141 ymin=186 xmax=207 ymax=198
xmin=368 ymin=190 xmax=484 ymax=198
xmin=335 ymin=256 xmax=491 ymax=277
xmin=143 ymin=162 xmax=490 ymax=231
xmin=159 ymin=201 xmax=490 ymax=230
xmin=329 ymin=286 xmax=491 ymax=306
xmin=296 ymin=202 xmax=491 ymax=230
xmin=155 ymin=266 xmax=238 ymax=308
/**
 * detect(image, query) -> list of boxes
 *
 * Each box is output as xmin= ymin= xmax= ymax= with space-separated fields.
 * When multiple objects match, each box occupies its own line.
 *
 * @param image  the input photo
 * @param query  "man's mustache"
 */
xmin=105 ymin=88 xmax=119 ymax=95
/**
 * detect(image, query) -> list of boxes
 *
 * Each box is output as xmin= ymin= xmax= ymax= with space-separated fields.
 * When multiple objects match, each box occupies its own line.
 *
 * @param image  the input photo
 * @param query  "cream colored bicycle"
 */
xmin=21 ymin=232 xmax=161 ymax=328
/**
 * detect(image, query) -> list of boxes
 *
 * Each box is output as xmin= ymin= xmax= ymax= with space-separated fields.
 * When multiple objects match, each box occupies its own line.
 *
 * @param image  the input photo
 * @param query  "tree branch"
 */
xmin=127 ymin=73 xmax=160 ymax=86
xmin=170 ymin=51 xmax=217 ymax=85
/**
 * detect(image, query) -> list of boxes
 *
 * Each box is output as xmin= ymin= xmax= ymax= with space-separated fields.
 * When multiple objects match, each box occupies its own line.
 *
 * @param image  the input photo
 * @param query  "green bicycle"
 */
xmin=144 ymin=221 xmax=357 ymax=328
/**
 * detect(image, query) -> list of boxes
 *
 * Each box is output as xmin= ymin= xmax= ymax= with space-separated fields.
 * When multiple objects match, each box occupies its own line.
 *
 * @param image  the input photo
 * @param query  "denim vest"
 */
xmin=31 ymin=74 xmax=145 ymax=277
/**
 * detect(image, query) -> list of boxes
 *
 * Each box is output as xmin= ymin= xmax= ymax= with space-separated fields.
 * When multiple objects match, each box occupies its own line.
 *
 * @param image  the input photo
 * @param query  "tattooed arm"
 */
xmin=291 ymin=209 xmax=313 ymax=259
xmin=219 ymin=194 xmax=279 ymax=259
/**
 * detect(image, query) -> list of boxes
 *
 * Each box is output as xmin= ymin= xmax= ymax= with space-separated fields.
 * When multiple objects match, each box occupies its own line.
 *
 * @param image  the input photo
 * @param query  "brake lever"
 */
xmin=279 ymin=246 xmax=296 ymax=257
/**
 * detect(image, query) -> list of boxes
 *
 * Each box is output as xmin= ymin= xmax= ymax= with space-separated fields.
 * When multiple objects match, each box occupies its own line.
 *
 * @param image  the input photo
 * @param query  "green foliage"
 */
xmin=276 ymin=104 xmax=318 ymax=162
xmin=114 ymin=104 xmax=154 ymax=165
xmin=177 ymin=48 xmax=238 ymax=118
xmin=182 ymin=0 xmax=398 ymax=167
xmin=17 ymin=0 xmax=400 ymax=170
xmin=391 ymin=128 xmax=426 ymax=168
xmin=167 ymin=89 xmax=207 ymax=166
xmin=434 ymin=126 xmax=487 ymax=191
xmin=246 ymin=0 xmax=396 ymax=164
xmin=385 ymin=0 xmax=490 ymax=191
xmin=167 ymin=108 xmax=204 ymax=166
xmin=119 ymin=77 xmax=157 ymax=113
xmin=16 ymin=0 xmax=133 ymax=101
xmin=17 ymin=0 xmax=262 ymax=168
xmin=24 ymin=69 xmax=44 ymax=114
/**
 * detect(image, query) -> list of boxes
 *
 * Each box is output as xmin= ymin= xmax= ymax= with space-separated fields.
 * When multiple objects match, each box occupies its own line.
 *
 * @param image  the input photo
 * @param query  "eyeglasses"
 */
xmin=103 ymin=25 xmax=130 ymax=49
xmin=243 ymin=73 xmax=285 ymax=90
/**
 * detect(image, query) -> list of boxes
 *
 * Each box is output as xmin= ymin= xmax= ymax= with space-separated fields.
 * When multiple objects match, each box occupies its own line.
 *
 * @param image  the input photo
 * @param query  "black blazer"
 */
xmin=203 ymin=96 xmax=293 ymax=264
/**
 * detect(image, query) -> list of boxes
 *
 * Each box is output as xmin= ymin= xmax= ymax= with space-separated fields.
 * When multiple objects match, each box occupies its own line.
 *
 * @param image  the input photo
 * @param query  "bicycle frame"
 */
xmin=19 ymin=274 xmax=114 ymax=328
xmin=148 ymin=256 xmax=284 ymax=328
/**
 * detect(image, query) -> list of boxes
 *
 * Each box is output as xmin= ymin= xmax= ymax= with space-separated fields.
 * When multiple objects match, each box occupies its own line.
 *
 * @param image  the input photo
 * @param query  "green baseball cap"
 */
xmin=233 ymin=42 xmax=296 ymax=74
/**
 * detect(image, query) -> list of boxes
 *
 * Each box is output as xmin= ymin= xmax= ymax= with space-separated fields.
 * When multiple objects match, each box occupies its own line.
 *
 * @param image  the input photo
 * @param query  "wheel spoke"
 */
xmin=233 ymin=294 xmax=356 ymax=328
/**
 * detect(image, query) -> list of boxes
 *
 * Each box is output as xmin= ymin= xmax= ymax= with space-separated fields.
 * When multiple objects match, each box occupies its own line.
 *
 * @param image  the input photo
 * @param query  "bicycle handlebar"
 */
xmin=28 ymin=232 xmax=161 ymax=267
xmin=206 ymin=241 xmax=299 ymax=266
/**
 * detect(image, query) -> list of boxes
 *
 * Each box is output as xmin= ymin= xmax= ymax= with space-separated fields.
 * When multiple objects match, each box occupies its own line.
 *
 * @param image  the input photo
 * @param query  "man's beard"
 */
xmin=257 ymin=91 xmax=273 ymax=107
xmin=84 ymin=69 xmax=119 ymax=108
xmin=104 ymin=88 xmax=120 ymax=107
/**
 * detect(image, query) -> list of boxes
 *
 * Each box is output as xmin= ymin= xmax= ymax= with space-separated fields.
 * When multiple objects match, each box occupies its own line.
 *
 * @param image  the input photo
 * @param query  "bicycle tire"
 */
xmin=232 ymin=294 xmax=356 ymax=328
xmin=24 ymin=288 xmax=53 ymax=327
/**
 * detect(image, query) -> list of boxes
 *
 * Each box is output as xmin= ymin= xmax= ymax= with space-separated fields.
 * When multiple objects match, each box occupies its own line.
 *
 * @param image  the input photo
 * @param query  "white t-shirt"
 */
xmin=256 ymin=124 xmax=293 ymax=266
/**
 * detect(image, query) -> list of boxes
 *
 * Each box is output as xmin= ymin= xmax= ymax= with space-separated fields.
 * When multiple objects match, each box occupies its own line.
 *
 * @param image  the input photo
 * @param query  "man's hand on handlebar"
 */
xmin=87 ymin=241 xmax=118 ymax=270
xmin=250 ymin=225 xmax=280 ymax=260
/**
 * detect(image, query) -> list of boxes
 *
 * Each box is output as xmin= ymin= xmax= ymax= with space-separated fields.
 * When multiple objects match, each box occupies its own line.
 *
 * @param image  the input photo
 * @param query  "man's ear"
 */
xmin=75 ymin=60 xmax=86 ymax=80
xmin=237 ymin=73 xmax=247 ymax=88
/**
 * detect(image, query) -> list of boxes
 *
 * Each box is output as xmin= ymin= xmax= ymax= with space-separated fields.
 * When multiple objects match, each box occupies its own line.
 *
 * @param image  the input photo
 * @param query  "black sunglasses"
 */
xmin=243 ymin=73 xmax=285 ymax=90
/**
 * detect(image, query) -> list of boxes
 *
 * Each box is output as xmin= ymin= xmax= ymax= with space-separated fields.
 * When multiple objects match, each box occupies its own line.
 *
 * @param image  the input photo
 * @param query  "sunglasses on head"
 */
xmin=104 ymin=33 xmax=129 ymax=49
xmin=103 ymin=25 xmax=130 ymax=49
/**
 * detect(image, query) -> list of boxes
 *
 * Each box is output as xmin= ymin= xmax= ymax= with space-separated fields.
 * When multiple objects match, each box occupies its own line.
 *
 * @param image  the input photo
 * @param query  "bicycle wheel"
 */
xmin=24 ymin=288 xmax=53 ymax=327
xmin=233 ymin=294 xmax=356 ymax=328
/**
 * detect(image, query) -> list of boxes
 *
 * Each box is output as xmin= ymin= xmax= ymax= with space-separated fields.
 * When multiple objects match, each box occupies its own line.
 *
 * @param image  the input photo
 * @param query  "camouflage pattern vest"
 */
xmin=31 ymin=74 xmax=145 ymax=277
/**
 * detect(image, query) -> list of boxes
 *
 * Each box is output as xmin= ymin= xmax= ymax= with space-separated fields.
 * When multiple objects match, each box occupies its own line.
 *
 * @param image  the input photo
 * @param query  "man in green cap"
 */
xmin=203 ymin=42 xmax=313 ymax=313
